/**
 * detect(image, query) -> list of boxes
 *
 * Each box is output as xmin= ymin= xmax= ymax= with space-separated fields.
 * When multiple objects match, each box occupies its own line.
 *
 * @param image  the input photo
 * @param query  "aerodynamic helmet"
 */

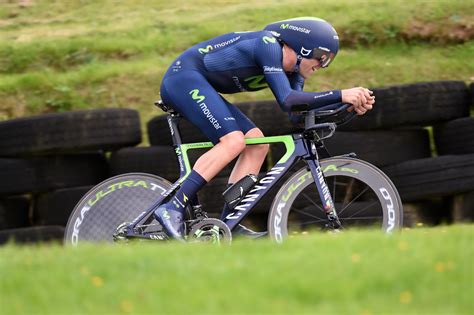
xmin=264 ymin=17 xmax=339 ymax=68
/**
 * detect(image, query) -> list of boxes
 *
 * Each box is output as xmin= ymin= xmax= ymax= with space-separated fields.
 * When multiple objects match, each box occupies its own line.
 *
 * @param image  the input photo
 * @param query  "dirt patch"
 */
xmin=403 ymin=19 xmax=474 ymax=43
xmin=340 ymin=18 xmax=474 ymax=47
xmin=0 ymin=93 xmax=28 ymax=119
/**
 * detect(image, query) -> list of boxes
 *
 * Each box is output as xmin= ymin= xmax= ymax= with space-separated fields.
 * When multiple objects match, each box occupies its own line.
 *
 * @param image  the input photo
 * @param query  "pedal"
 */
xmin=192 ymin=204 xmax=209 ymax=220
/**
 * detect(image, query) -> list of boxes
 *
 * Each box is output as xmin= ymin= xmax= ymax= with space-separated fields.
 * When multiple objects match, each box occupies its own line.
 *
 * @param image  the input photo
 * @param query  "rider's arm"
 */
xmin=287 ymin=72 xmax=305 ymax=91
xmin=255 ymin=32 xmax=341 ymax=112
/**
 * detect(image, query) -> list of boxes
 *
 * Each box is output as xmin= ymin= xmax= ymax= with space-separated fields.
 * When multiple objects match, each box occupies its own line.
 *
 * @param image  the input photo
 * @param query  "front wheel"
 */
xmin=268 ymin=157 xmax=403 ymax=242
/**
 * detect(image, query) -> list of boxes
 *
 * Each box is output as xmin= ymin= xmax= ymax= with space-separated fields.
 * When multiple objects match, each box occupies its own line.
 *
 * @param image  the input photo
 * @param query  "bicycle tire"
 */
xmin=268 ymin=157 xmax=403 ymax=242
xmin=64 ymin=173 xmax=180 ymax=245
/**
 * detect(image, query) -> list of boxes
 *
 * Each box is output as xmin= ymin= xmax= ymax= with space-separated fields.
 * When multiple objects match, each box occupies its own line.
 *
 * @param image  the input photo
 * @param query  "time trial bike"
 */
xmin=64 ymin=101 xmax=403 ymax=245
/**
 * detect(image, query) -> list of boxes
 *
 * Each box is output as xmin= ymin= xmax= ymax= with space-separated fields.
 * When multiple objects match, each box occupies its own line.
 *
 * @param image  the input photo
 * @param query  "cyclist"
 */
xmin=155 ymin=17 xmax=375 ymax=241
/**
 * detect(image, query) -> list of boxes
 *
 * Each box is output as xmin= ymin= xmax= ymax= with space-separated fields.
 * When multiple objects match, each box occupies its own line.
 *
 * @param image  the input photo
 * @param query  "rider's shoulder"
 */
xmin=229 ymin=30 xmax=275 ymax=38
xmin=247 ymin=30 xmax=278 ymax=39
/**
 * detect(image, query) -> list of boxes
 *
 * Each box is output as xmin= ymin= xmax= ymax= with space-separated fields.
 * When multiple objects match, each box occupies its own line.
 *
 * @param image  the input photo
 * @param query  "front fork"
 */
xmin=304 ymin=141 xmax=342 ymax=230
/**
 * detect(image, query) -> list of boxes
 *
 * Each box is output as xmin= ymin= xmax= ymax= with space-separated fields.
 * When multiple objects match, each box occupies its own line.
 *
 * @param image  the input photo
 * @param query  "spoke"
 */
xmin=341 ymin=178 xmax=356 ymax=208
xmin=291 ymin=207 xmax=325 ymax=221
xmin=340 ymin=216 xmax=383 ymax=221
xmin=331 ymin=177 xmax=337 ymax=207
xmin=300 ymin=218 xmax=330 ymax=225
xmin=301 ymin=192 xmax=326 ymax=213
xmin=342 ymin=200 xmax=380 ymax=219
xmin=338 ymin=186 xmax=370 ymax=215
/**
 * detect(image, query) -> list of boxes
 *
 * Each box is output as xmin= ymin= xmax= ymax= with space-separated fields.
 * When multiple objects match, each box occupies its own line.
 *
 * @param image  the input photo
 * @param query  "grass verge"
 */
xmin=0 ymin=225 xmax=472 ymax=314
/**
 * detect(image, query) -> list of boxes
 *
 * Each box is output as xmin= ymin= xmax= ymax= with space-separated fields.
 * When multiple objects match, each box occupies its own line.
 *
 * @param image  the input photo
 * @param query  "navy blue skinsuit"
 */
xmin=160 ymin=30 xmax=342 ymax=144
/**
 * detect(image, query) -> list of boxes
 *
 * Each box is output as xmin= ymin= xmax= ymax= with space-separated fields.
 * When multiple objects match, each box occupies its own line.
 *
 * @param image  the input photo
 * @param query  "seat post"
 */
xmin=154 ymin=99 xmax=183 ymax=146
xmin=167 ymin=112 xmax=183 ymax=146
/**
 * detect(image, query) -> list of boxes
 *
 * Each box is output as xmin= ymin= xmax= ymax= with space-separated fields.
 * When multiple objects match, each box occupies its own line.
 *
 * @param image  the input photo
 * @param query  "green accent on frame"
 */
xmin=177 ymin=135 xmax=295 ymax=183
xmin=245 ymin=135 xmax=295 ymax=163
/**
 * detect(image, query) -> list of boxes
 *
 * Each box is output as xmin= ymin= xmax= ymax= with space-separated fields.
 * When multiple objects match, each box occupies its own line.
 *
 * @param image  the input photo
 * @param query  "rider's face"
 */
xmin=298 ymin=58 xmax=321 ymax=79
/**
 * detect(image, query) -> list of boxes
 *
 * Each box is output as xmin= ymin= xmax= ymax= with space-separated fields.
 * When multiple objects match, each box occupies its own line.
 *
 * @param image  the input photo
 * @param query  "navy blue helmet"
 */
xmin=264 ymin=17 xmax=339 ymax=68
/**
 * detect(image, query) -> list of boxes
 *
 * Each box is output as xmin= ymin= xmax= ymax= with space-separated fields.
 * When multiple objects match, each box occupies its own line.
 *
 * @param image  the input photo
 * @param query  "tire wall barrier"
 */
xmin=0 ymin=80 xmax=472 ymax=243
xmin=0 ymin=109 xmax=141 ymax=244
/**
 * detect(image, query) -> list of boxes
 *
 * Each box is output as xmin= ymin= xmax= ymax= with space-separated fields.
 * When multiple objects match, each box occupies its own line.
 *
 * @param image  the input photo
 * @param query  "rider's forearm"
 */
xmin=264 ymin=71 xmax=341 ymax=112
xmin=278 ymin=89 xmax=342 ymax=112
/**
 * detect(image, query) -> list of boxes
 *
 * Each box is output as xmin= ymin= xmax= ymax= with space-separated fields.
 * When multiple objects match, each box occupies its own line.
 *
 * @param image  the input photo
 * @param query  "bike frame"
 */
xmin=125 ymin=110 xmax=338 ymax=237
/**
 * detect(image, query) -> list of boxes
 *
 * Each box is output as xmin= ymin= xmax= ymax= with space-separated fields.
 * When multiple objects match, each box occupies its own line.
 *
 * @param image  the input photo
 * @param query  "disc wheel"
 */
xmin=64 ymin=173 xmax=192 ymax=245
xmin=188 ymin=218 xmax=232 ymax=244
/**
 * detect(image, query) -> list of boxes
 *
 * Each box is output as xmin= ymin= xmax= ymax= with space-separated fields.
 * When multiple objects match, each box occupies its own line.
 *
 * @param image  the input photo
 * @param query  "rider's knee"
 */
xmin=245 ymin=128 xmax=270 ymax=155
xmin=220 ymin=131 xmax=246 ymax=156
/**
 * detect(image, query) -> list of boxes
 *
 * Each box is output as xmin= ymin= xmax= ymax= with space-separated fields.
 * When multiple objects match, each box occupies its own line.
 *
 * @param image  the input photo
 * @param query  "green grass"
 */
xmin=1 ymin=0 xmax=471 ymax=74
xmin=0 ymin=0 xmax=473 ymax=122
xmin=1 ymin=225 xmax=473 ymax=314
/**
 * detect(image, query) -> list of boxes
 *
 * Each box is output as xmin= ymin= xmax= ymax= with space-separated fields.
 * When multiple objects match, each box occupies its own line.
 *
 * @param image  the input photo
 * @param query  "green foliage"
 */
xmin=0 ymin=0 xmax=473 ymax=120
xmin=0 ymin=225 xmax=472 ymax=314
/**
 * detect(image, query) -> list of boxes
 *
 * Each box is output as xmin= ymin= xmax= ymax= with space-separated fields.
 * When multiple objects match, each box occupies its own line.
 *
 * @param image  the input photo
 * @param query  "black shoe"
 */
xmin=233 ymin=224 xmax=267 ymax=239
xmin=154 ymin=205 xmax=185 ymax=242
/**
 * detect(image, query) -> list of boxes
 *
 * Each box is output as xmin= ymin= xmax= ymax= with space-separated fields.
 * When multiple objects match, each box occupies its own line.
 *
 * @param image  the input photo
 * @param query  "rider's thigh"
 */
xmin=221 ymin=96 xmax=257 ymax=135
xmin=161 ymin=71 xmax=243 ymax=145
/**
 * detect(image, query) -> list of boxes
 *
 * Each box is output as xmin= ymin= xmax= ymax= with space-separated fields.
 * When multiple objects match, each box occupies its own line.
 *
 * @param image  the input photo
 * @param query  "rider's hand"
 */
xmin=342 ymin=87 xmax=375 ymax=115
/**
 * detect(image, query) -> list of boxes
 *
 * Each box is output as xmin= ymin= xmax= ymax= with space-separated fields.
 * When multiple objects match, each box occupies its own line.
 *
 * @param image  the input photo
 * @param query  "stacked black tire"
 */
xmin=357 ymin=81 xmax=473 ymax=225
xmin=0 ymin=109 xmax=142 ymax=244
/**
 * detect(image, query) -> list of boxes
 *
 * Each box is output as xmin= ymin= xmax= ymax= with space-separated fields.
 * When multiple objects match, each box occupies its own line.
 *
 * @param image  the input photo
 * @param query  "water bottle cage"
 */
xmin=222 ymin=174 xmax=258 ymax=210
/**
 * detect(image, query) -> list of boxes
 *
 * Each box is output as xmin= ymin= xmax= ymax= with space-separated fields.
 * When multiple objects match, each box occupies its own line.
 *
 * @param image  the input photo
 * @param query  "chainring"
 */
xmin=188 ymin=218 xmax=232 ymax=244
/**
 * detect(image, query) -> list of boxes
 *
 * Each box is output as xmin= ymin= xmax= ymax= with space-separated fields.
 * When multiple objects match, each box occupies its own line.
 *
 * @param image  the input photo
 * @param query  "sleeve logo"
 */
xmin=262 ymin=36 xmax=276 ymax=44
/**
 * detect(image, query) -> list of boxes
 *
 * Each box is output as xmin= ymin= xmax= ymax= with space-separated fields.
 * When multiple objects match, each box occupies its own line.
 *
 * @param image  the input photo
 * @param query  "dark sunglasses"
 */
xmin=312 ymin=48 xmax=335 ymax=68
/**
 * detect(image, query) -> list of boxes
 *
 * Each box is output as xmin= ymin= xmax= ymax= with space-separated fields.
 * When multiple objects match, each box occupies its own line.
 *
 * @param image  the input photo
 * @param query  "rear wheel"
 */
xmin=64 ymin=173 xmax=190 ymax=245
xmin=268 ymin=157 xmax=403 ymax=242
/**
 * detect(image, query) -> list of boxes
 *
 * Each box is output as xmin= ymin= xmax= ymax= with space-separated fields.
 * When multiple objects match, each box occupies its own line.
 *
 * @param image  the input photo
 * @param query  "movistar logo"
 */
xmin=198 ymin=45 xmax=213 ymax=54
xmin=189 ymin=89 xmax=205 ymax=103
xmin=244 ymin=75 xmax=267 ymax=89
xmin=262 ymin=36 xmax=276 ymax=44
xmin=280 ymin=23 xmax=311 ymax=34
xmin=190 ymin=89 xmax=221 ymax=130
xmin=198 ymin=36 xmax=241 ymax=54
